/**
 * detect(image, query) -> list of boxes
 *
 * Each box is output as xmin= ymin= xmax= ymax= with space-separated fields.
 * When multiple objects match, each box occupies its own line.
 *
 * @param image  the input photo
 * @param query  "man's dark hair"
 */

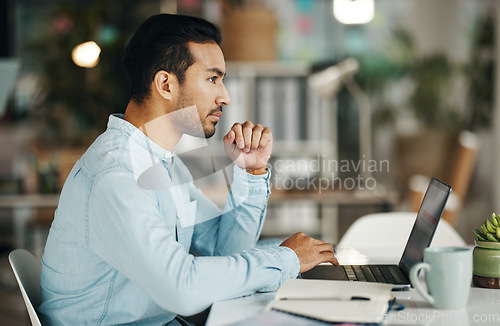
xmin=123 ymin=14 xmax=222 ymax=103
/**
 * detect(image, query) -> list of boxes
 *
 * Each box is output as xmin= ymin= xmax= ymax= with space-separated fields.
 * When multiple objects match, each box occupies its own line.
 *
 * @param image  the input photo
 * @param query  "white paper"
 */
xmin=268 ymin=279 xmax=393 ymax=323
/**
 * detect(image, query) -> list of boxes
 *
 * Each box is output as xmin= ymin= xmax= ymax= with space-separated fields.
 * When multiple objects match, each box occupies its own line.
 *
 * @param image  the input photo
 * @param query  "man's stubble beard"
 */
xmin=175 ymin=91 xmax=218 ymax=139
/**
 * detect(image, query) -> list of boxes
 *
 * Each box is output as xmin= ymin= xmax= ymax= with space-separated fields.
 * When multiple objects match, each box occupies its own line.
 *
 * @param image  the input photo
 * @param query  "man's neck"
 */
xmin=123 ymin=100 xmax=181 ymax=152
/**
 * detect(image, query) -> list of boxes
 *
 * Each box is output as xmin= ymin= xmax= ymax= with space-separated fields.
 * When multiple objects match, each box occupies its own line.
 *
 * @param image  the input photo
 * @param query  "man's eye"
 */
xmin=209 ymin=76 xmax=217 ymax=84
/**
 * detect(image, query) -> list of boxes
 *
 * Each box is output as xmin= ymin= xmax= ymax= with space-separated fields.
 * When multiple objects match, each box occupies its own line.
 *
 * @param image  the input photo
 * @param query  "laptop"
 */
xmin=301 ymin=177 xmax=452 ymax=290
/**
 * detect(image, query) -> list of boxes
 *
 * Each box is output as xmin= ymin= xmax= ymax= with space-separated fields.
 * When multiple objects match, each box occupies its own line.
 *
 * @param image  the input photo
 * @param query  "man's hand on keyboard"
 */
xmin=280 ymin=232 xmax=339 ymax=273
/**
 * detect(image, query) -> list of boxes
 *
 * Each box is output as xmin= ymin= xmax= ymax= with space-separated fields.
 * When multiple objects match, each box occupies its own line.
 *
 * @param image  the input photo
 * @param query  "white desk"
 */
xmin=206 ymin=248 xmax=500 ymax=326
xmin=206 ymin=287 xmax=500 ymax=326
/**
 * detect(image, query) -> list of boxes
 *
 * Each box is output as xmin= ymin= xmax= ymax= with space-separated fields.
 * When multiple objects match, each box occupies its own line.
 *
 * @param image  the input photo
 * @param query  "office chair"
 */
xmin=406 ymin=131 xmax=480 ymax=226
xmin=9 ymin=249 xmax=43 ymax=326
xmin=337 ymin=212 xmax=466 ymax=262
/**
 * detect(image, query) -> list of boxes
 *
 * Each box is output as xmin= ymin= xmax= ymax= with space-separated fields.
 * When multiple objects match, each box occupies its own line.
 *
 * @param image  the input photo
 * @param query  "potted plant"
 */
xmin=356 ymin=29 xmax=462 ymax=191
xmin=357 ymin=24 xmax=493 ymax=194
xmin=472 ymin=213 xmax=500 ymax=288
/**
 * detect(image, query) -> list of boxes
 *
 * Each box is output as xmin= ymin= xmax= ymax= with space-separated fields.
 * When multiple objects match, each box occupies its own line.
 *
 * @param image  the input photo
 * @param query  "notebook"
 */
xmin=266 ymin=279 xmax=394 ymax=324
xmin=301 ymin=177 xmax=452 ymax=290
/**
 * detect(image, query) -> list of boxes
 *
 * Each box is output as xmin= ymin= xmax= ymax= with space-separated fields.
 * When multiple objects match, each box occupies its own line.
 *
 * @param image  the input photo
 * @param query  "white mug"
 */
xmin=410 ymin=247 xmax=472 ymax=309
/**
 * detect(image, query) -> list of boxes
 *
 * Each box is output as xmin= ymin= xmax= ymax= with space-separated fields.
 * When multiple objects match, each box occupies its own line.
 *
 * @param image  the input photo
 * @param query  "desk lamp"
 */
xmin=307 ymin=58 xmax=372 ymax=181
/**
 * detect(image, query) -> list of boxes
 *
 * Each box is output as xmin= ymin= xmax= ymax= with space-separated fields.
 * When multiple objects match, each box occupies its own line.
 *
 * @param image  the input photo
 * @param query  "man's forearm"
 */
xmin=214 ymin=165 xmax=271 ymax=255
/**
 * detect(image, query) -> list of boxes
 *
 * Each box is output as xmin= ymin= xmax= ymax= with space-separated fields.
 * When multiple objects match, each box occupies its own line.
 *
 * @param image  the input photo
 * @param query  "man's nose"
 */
xmin=216 ymin=84 xmax=231 ymax=106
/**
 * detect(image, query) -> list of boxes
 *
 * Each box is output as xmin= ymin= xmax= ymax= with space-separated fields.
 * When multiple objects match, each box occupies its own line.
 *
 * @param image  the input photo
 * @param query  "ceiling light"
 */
xmin=333 ymin=0 xmax=374 ymax=25
xmin=72 ymin=41 xmax=101 ymax=68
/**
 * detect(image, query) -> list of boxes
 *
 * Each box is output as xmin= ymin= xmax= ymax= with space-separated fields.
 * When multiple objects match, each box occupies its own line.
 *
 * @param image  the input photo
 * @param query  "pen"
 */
xmin=281 ymin=296 xmax=370 ymax=301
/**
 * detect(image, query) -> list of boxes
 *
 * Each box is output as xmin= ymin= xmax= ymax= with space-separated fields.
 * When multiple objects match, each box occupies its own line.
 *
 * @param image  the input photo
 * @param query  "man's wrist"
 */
xmin=244 ymin=166 xmax=268 ymax=175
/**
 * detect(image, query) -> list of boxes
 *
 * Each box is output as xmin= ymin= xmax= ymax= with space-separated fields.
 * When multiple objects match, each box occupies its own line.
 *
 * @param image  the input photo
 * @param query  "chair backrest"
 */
xmin=338 ymin=212 xmax=466 ymax=252
xmin=406 ymin=131 xmax=480 ymax=226
xmin=9 ymin=249 xmax=42 ymax=326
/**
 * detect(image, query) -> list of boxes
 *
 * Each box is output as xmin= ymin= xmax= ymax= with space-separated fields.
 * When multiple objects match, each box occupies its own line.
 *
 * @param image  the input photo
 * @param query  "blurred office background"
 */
xmin=0 ymin=0 xmax=499 ymax=324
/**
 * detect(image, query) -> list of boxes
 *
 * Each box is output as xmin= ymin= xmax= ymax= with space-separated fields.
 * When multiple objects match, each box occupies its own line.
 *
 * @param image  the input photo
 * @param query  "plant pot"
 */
xmin=473 ymin=240 xmax=500 ymax=288
xmin=221 ymin=6 xmax=277 ymax=61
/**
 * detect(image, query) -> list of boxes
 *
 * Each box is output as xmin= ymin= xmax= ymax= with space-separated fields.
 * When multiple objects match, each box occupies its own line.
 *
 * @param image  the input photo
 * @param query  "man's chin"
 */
xmin=203 ymin=122 xmax=217 ymax=139
xmin=204 ymin=129 xmax=216 ymax=139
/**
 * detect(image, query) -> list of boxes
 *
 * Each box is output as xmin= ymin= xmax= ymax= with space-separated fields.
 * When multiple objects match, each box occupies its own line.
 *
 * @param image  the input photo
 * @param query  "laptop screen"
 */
xmin=399 ymin=178 xmax=451 ymax=276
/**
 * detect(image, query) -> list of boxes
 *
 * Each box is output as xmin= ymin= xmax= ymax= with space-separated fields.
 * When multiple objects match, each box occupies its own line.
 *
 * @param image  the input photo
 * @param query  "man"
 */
xmin=39 ymin=14 xmax=338 ymax=325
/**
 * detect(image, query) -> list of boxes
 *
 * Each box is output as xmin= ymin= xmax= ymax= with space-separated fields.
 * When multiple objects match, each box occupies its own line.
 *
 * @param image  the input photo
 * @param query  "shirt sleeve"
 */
xmin=190 ymin=164 xmax=272 ymax=256
xmin=87 ymin=168 xmax=299 ymax=316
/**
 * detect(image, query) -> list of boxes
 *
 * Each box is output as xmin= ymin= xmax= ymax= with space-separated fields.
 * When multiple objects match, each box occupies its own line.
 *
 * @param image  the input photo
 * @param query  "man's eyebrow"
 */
xmin=207 ymin=67 xmax=226 ymax=78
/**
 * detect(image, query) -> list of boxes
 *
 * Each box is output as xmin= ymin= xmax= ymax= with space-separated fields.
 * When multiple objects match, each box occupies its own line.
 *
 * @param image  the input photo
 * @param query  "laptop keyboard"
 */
xmin=343 ymin=265 xmax=408 ymax=284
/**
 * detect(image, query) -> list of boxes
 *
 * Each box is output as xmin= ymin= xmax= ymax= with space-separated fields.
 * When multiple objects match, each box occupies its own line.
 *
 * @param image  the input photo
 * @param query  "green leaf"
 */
xmin=482 ymin=224 xmax=489 ymax=235
xmin=492 ymin=213 xmax=499 ymax=227
xmin=486 ymin=232 xmax=499 ymax=242
xmin=473 ymin=229 xmax=487 ymax=241
xmin=486 ymin=219 xmax=497 ymax=233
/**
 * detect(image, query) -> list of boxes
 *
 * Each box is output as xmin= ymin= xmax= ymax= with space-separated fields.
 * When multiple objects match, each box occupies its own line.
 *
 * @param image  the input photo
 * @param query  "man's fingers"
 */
xmin=241 ymin=121 xmax=253 ymax=152
xmin=317 ymin=242 xmax=334 ymax=253
xmin=282 ymin=232 xmax=340 ymax=273
xmin=227 ymin=121 xmax=273 ymax=153
xmin=231 ymin=124 xmax=244 ymax=149
xmin=329 ymin=255 xmax=339 ymax=266
xmin=258 ymin=128 xmax=273 ymax=149
xmin=319 ymin=251 xmax=339 ymax=266
xmin=312 ymin=238 xmax=325 ymax=245
xmin=316 ymin=243 xmax=337 ymax=267
xmin=223 ymin=130 xmax=235 ymax=144
xmin=250 ymin=124 xmax=264 ymax=151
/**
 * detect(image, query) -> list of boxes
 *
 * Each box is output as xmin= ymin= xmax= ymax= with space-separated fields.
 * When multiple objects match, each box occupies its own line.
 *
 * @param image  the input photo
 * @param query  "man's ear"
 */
xmin=153 ymin=70 xmax=177 ymax=101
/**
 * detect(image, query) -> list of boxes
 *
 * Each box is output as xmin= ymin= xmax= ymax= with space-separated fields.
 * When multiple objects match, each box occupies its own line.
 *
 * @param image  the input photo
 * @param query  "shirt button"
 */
xmin=164 ymin=153 xmax=171 ymax=159
xmin=177 ymin=213 xmax=180 ymax=219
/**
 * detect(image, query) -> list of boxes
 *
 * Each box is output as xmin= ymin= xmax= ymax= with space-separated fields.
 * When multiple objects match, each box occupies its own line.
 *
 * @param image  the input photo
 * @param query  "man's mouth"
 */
xmin=208 ymin=110 xmax=222 ymax=121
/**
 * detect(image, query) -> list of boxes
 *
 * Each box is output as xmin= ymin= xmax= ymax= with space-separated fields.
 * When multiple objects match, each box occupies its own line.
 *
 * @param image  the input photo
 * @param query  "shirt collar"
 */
xmin=107 ymin=114 xmax=175 ymax=162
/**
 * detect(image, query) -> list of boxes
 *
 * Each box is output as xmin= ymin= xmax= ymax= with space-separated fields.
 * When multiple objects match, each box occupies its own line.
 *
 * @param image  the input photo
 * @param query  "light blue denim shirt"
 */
xmin=39 ymin=114 xmax=299 ymax=325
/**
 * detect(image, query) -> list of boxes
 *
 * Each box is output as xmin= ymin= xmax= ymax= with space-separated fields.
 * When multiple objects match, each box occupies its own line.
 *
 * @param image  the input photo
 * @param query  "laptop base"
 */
xmin=301 ymin=264 xmax=411 ymax=291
